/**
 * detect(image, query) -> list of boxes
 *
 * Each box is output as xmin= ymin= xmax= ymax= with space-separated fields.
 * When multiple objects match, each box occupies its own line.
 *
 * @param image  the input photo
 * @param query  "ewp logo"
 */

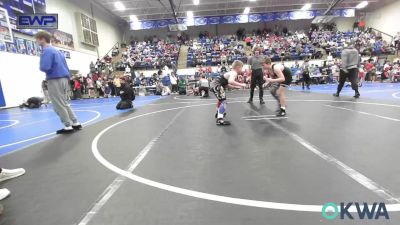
xmin=17 ymin=14 xmax=58 ymax=29
xmin=322 ymin=202 xmax=389 ymax=220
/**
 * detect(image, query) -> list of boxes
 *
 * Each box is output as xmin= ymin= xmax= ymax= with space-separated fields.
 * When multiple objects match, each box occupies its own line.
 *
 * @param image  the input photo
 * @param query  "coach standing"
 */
xmin=333 ymin=41 xmax=360 ymax=98
xmin=247 ymin=47 xmax=265 ymax=104
xmin=35 ymin=31 xmax=81 ymax=134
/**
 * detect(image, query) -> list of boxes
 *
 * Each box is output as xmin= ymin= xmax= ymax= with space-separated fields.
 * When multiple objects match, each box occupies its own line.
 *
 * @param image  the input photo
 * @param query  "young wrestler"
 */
xmin=211 ymin=60 xmax=247 ymax=125
xmin=262 ymin=58 xmax=292 ymax=117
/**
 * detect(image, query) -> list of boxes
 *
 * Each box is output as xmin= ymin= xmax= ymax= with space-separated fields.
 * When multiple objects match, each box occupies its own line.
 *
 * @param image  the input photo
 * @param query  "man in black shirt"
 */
xmin=116 ymin=78 xmax=135 ymax=110
xmin=247 ymin=47 xmax=265 ymax=104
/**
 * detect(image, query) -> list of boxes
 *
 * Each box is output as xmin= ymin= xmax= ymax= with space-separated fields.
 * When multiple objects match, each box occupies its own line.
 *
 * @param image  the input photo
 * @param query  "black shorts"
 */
xmin=283 ymin=75 xmax=292 ymax=86
xmin=282 ymin=67 xmax=293 ymax=86
xmin=211 ymin=85 xmax=226 ymax=101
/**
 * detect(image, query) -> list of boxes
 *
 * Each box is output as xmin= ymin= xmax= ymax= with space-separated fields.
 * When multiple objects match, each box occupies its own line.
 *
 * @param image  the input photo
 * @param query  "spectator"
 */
xmin=170 ymin=73 xmax=178 ymax=93
xmin=86 ymin=76 xmax=95 ymax=98
xmin=198 ymin=75 xmax=209 ymax=98
xmin=41 ymin=80 xmax=50 ymax=103
xmin=96 ymin=78 xmax=104 ymax=98
xmin=245 ymin=36 xmax=252 ymax=47
xmin=72 ymin=77 xmax=81 ymax=100
xmin=116 ymin=78 xmax=135 ymax=110
xmin=365 ymin=59 xmax=376 ymax=82
xmin=301 ymin=59 xmax=311 ymax=90
xmin=113 ymin=76 xmax=121 ymax=96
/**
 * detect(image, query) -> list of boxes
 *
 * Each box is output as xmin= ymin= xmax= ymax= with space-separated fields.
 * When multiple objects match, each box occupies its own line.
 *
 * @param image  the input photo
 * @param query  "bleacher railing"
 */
xmin=369 ymin=27 xmax=394 ymax=44
xmin=101 ymin=42 xmax=120 ymax=59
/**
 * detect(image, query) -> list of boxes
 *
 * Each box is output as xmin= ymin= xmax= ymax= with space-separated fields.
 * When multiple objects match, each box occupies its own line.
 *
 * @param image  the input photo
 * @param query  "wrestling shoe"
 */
xmin=276 ymin=108 xmax=286 ymax=117
xmin=260 ymin=99 xmax=265 ymax=104
xmin=72 ymin=123 xmax=82 ymax=130
xmin=56 ymin=127 xmax=74 ymax=134
xmin=354 ymin=93 xmax=360 ymax=98
xmin=247 ymin=98 xmax=253 ymax=103
xmin=0 ymin=168 xmax=26 ymax=183
xmin=216 ymin=119 xmax=231 ymax=126
xmin=333 ymin=93 xmax=340 ymax=97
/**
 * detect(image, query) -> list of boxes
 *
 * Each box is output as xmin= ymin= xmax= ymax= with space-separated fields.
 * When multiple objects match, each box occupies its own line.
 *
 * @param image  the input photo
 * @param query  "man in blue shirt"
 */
xmin=35 ymin=31 xmax=81 ymax=134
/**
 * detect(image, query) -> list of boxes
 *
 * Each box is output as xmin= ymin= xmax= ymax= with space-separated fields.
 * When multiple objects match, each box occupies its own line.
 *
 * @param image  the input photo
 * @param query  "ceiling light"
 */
xmin=130 ymin=15 xmax=138 ymax=22
xmin=249 ymin=0 xmax=256 ymax=1
xmin=187 ymin=11 xmax=194 ymax=18
xmin=193 ymin=0 xmax=199 ymax=5
xmin=243 ymin=7 xmax=250 ymax=14
xmin=356 ymin=1 xmax=368 ymax=9
xmin=114 ymin=2 xmax=126 ymax=11
xmin=301 ymin=3 xmax=312 ymax=10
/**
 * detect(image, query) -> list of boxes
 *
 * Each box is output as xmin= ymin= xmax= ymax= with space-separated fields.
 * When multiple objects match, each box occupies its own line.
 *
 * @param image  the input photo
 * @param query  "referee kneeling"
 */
xmin=35 ymin=31 xmax=81 ymax=134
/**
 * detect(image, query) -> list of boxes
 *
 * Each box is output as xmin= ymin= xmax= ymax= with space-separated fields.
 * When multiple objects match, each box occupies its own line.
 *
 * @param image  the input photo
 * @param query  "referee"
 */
xmin=247 ymin=47 xmax=265 ymax=104
xmin=35 ymin=31 xmax=82 ymax=134
xmin=333 ymin=40 xmax=360 ymax=98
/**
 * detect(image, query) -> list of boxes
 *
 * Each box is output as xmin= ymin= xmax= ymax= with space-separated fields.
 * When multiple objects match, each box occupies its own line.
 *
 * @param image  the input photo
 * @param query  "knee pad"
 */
xmin=218 ymin=101 xmax=226 ymax=115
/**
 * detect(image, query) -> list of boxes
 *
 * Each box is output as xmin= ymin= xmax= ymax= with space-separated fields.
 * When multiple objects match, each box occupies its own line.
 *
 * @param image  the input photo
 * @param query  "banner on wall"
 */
xmin=130 ymin=9 xmax=355 ymax=30
xmin=49 ymin=30 xmax=74 ymax=50
xmin=59 ymin=49 xmax=71 ymax=59
xmin=0 ymin=7 xmax=14 ymax=43
xmin=0 ymin=0 xmax=46 ymax=36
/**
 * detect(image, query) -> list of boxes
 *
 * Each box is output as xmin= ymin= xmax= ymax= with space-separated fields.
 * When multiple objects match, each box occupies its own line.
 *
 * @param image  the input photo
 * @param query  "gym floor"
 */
xmin=1 ymin=83 xmax=400 ymax=225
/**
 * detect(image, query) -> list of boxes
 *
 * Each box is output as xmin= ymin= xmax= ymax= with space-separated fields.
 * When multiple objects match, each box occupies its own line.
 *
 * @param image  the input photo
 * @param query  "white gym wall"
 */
xmin=365 ymin=0 xmax=400 ymax=36
xmin=46 ymin=0 xmax=125 ymax=56
xmin=0 ymin=0 xmax=125 ymax=108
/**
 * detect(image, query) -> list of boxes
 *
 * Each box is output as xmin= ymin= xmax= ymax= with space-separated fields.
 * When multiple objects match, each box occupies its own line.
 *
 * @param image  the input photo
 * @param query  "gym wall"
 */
xmin=365 ymin=0 xmax=400 ymax=36
xmin=0 ymin=50 xmax=97 ymax=108
xmin=333 ymin=17 xmax=357 ymax=32
xmin=46 ymin=0 xmax=125 ymax=56
xmin=0 ymin=0 xmax=125 ymax=108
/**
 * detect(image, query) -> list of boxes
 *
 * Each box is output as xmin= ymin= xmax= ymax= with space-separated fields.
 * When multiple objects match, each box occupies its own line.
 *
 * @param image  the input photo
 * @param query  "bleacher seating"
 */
xmin=187 ymin=36 xmax=247 ymax=67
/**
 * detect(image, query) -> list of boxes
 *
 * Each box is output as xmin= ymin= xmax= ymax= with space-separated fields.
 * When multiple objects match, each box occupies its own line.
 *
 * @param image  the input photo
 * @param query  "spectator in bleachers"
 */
xmin=111 ymin=47 xmax=119 ymax=57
